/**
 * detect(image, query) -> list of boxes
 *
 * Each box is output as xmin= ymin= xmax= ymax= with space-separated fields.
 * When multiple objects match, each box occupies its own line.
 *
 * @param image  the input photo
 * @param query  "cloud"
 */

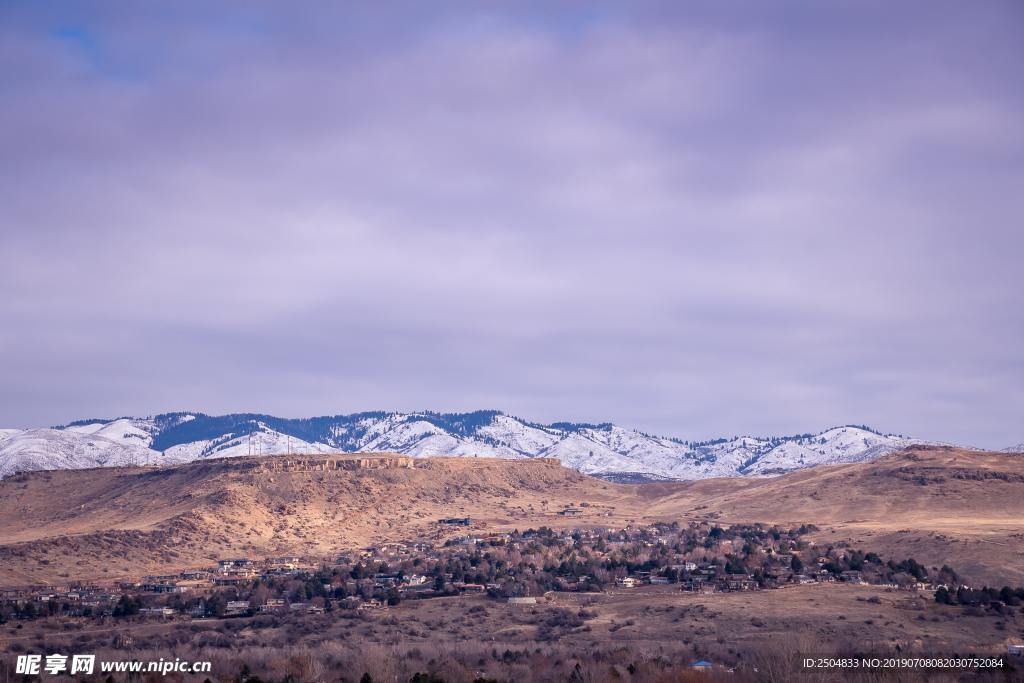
xmin=0 ymin=2 xmax=1021 ymax=447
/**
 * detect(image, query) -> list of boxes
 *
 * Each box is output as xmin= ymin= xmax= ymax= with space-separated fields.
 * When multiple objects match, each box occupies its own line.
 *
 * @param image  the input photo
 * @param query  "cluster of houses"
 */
xmin=0 ymin=556 xmax=316 ymax=619
xmin=0 ymin=585 xmax=124 ymax=618
xmin=0 ymin=521 xmax=971 ymax=623
xmin=425 ymin=523 xmax=949 ymax=598
xmin=611 ymin=562 xmax=892 ymax=593
xmin=136 ymin=557 xmax=310 ymax=591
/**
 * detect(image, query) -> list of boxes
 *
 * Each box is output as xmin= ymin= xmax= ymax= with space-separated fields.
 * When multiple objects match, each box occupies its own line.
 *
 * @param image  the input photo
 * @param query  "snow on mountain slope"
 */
xmin=0 ymin=411 xmax=925 ymax=481
xmin=476 ymin=415 xmax=562 ymax=455
xmin=691 ymin=428 xmax=920 ymax=477
xmin=359 ymin=419 xmax=506 ymax=457
xmin=65 ymin=418 xmax=158 ymax=448
xmin=0 ymin=428 xmax=162 ymax=479
xmin=535 ymin=433 xmax=637 ymax=474
xmin=531 ymin=428 xmax=707 ymax=479
xmin=1002 ymin=443 xmax=1024 ymax=454
xmin=744 ymin=441 xmax=826 ymax=474
xmin=162 ymin=424 xmax=332 ymax=463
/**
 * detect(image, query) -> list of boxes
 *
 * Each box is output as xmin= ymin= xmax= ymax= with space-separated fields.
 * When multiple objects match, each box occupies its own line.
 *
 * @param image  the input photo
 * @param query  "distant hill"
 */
xmin=644 ymin=445 xmax=1024 ymax=586
xmin=0 ymin=454 xmax=611 ymax=584
xmin=0 ymin=411 xmax=924 ymax=480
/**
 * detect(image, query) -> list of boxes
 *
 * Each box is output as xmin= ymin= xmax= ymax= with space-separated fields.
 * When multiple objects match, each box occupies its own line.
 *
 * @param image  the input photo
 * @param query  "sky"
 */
xmin=1 ymin=2 xmax=1022 ymax=448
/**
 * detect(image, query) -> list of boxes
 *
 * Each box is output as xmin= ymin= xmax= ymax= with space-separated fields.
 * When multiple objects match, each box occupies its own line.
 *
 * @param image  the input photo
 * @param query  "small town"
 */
xmin=3 ymin=519 xmax=1015 ymax=624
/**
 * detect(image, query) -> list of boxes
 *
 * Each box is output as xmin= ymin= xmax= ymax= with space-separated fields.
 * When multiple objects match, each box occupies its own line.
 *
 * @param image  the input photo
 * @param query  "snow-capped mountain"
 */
xmin=0 ymin=410 xmax=923 ymax=481
xmin=0 ymin=427 xmax=161 ymax=476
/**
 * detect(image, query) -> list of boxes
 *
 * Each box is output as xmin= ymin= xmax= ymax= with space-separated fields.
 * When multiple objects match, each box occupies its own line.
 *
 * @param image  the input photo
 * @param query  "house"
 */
xmin=720 ymin=574 xmax=757 ymax=592
xmin=179 ymin=570 xmax=210 ymax=580
xmin=403 ymin=574 xmax=429 ymax=586
xmin=649 ymin=576 xmax=671 ymax=585
xmin=188 ymin=601 xmax=210 ymax=618
xmin=176 ymin=579 xmax=211 ymax=592
xmin=1008 ymin=644 xmax=1024 ymax=657
xmin=289 ymin=602 xmax=323 ymax=613
xmin=508 ymin=597 xmax=537 ymax=605
xmin=616 ymin=577 xmax=639 ymax=588
xmin=142 ymin=581 xmax=187 ymax=594
xmin=681 ymin=578 xmax=697 ymax=592
xmin=224 ymin=600 xmax=250 ymax=616
xmin=218 ymin=559 xmax=255 ymax=572
xmin=358 ymin=599 xmax=386 ymax=611
xmin=402 ymin=583 xmax=436 ymax=597
xmin=216 ymin=562 xmax=257 ymax=581
xmin=259 ymin=599 xmax=286 ymax=612
xmin=691 ymin=660 xmax=715 ymax=672
xmin=840 ymin=571 xmax=865 ymax=584
xmin=373 ymin=573 xmax=402 ymax=586
xmin=214 ymin=575 xmax=251 ymax=586
xmin=439 ymin=517 xmax=472 ymax=526
xmin=139 ymin=607 xmax=176 ymax=618
xmin=682 ymin=578 xmax=712 ymax=593
xmin=337 ymin=597 xmax=362 ymax=610
xmin=268 ymin=557 xmax=302 ymax=570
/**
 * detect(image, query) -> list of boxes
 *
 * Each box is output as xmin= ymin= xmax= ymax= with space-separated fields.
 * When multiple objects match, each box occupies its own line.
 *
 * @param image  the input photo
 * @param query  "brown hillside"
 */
xmin=0 ymin=447 xmax=1021 ymax=586
xmin=0 ymin=454 xmax=638 ymax=585
xmin=645 ymin=446 xmax=1024 ymax=585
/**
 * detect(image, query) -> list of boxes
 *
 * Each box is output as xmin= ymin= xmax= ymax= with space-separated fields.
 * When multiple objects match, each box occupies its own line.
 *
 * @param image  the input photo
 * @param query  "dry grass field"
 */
xmin=0 ymin=584 xmax=1019 ymax=682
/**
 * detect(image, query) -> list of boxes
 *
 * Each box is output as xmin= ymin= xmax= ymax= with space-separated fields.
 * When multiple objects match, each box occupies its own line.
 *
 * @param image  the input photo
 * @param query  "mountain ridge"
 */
xmin=0 ymin=410 xmax=933 ymax=481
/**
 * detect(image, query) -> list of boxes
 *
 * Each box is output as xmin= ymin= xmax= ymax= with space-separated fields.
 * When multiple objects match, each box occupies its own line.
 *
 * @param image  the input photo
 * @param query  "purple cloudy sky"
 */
xmin=1 ymin=2 xmax=1022 ymax=447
